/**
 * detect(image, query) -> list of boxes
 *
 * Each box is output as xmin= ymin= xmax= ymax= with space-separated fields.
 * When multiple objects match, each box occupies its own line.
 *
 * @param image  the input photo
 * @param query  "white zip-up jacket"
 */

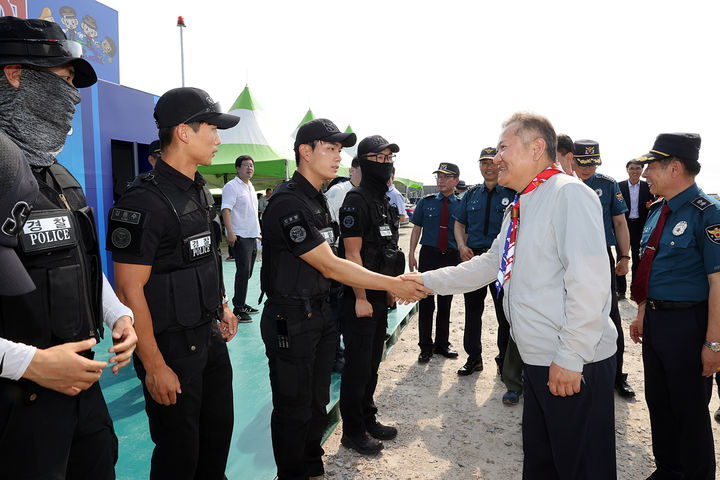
xmin=422 ymin=173 xmax=617 ymax=372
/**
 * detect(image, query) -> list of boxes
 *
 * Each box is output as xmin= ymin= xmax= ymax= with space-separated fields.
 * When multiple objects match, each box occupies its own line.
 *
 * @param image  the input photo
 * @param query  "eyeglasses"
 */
xmin=435 ymin=173 xmax=457 ymax=181
xmin=364 ymin=153 xmax=396 ymax=163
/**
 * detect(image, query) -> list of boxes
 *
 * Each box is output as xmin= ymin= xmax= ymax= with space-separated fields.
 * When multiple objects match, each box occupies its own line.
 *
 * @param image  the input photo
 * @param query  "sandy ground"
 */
xmin=321 ymin=225 xmax=720 ymax=479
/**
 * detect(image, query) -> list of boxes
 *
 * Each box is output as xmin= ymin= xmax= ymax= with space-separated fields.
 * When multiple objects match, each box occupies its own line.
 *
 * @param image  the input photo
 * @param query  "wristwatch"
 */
xmin=703 ymin=341 xmax=720 ymax=353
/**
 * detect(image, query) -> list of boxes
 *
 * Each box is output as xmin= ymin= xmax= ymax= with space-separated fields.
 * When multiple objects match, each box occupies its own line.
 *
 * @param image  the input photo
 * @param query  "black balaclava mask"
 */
xmin=0 ymin=68 xmax=81 ymax=167
xmin=358 ymin=156 xmax=393 ymax=194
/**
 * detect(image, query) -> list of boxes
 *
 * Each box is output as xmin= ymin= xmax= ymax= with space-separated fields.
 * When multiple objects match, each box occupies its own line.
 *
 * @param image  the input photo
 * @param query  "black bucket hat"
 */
xmin=0 ymin=16 xmax=97 ymax=88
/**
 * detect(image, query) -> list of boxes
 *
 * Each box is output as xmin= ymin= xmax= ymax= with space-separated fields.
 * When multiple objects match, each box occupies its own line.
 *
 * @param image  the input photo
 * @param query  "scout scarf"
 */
xmin=495 ymin=163 xmax=565 ymax=295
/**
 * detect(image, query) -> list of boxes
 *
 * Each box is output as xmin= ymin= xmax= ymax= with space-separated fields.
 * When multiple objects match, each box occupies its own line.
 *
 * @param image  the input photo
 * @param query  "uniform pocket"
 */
xmin=48 ymin=264 xmax=83 ymax=339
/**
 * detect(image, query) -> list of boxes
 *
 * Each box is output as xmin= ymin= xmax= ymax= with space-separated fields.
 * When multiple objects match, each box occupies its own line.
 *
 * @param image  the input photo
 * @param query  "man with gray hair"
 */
xmin=405 ymin=112 xmax=618 ymax=479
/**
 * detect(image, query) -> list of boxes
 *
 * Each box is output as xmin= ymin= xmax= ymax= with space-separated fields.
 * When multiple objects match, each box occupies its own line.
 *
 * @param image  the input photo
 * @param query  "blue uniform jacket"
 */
xmin=641 ymin=183 xmax=720 ymax=302
xmin=584 ymin=173 xmax=628 ymax=247
xmin=411 ymin=192 xmax=461 ymax=250
xmin=453 ymin=183 xmax=515 ymax=249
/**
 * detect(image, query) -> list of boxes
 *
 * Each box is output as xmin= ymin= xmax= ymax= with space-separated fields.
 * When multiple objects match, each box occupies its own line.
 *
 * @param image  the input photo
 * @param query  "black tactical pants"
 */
xmin=0 ymin=376 xmax=117 ymax=479
xmin=417 ymin=245 xmax=459 ymax=354
xmin=339 ymin=289 xmax=388 ymax=436
xmin=261 ymin=297 xmax=336 ymax=480
xmin=134 ymin=322 xmax=233 ymax=480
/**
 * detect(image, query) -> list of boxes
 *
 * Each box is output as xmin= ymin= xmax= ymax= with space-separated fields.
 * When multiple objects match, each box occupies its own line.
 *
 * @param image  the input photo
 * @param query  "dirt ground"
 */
xmin=321 ymin=225 xmax=720 ymax=479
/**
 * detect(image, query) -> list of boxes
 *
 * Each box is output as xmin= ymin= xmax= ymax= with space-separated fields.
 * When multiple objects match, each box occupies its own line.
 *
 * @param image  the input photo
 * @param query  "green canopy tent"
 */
xmin=198 ymin=86 xmax=288 ymax=191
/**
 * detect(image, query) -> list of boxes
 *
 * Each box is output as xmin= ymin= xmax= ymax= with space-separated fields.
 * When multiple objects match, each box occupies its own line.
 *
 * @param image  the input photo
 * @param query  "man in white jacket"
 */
xmin=405 ymin=112 xmax=618 ymax=480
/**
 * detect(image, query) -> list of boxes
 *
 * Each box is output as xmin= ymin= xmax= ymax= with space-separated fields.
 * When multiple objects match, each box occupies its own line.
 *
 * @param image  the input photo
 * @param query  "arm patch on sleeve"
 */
xmin=280 ymin=211 xmax=313 ymax=246
xmin=706 ymin=224 xmax=720 ymax=245
xmin=340 ymin=205 xmax=359 ymax=231
xmin=107 ymin=207 xmax=146 ymax=253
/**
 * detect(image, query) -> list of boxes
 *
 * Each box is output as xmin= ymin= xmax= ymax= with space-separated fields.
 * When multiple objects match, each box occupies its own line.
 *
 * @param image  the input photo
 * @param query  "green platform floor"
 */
xmin=97 ymin=259 xmax=417 ymax=480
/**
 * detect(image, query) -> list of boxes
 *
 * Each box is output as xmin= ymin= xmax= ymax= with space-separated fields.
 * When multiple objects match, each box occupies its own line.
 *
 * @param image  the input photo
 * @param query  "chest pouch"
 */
xmin=183 ymin=230 xmax=213 ymax=262
xmin=18 ymin=209 xmax=78 ymax=254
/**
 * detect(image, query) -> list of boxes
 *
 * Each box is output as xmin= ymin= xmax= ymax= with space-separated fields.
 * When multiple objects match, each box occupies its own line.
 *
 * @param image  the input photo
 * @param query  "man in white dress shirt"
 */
xmin=404 ymin=112 xmax=618 ymax=479
xmin=222 ymin=155 xmax=261 ymax=322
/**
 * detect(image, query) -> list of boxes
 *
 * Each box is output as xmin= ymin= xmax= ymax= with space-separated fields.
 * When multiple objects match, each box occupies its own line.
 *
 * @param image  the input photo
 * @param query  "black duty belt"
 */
xmin=646 ymin=299 xmax=707 ymax=311
xmin=424 ymin=245 xmax=458 ymax=255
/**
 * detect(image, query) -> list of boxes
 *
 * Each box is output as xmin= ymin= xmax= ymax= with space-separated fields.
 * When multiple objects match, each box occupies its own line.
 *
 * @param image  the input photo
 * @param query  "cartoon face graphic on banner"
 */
xmin=25 ymin=0 xmax=120 ymax=83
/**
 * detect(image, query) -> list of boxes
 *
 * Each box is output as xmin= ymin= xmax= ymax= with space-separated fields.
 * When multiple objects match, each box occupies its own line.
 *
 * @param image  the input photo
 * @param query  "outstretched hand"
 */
xmin=392 ymin=272 xmax=433 ymax=304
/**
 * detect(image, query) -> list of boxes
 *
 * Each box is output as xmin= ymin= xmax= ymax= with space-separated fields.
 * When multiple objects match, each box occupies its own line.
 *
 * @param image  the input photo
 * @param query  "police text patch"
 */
xmin=19 ymin=210 xmax=77 ymax=254
xmin=340 ymin=206 xmax=359 ymax=232
xmin=706 ymin=224 xmax=720 ymax=245
xmin=107 ymin=207 xmax=146 ymax=253
xmin=110 ymin=208 xmax=142 ymax=225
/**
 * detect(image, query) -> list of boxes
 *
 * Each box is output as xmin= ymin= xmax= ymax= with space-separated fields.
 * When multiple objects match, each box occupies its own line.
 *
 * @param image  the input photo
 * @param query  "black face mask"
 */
xmin=358 ymin=157 xmax=393 ymax=193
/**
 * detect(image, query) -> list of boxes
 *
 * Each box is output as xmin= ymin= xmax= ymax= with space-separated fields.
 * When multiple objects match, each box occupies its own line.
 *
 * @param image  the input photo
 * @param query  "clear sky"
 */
xmin=102 ymin=0 xmax=719 ymax=191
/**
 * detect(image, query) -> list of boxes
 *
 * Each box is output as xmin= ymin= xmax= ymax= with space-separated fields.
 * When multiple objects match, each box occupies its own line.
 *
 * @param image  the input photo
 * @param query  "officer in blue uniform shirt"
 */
xmin=409 ymin=163 xmax=461 ymax=363
xmin=629 ymin=132 xmax=720 ymax=480
xmin=572 ymin=140 xmax=635 ymax=399
xmin=452 ymin=149 xmax=513 ymax=375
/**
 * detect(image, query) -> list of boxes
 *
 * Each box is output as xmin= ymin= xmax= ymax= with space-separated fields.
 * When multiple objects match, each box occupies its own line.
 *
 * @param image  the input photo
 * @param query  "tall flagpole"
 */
xmin=177 ymin=16 xmax=186 ymax=87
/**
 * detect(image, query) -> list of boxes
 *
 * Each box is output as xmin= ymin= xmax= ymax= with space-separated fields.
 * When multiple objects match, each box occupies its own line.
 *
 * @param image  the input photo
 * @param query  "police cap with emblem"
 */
xmin=433 ymin=162 xmax=460 ymax=176
xmin=154 ymin=87 xmax=240 ymax=129
xmin=456 ymin=180 xmax=467 ymax=190
xmin=573 ymin=139 xmax=602 ymax=166
xmin=478 ymin=147 xmax=497 ymax=161
xmin=0 ymin=131 xmax=38 ymax=295
xmin=0 ymin=16 xmax=97 ymax=88
xmin=357 ymin=135 xmax=399 ymax=157
xmin=633 ymin=133 xmax=701 ymax=164
xmin=294 ymin=118 xmax=357 ymax=150
xmin=149 ymin=139 xmax=161 ymax=156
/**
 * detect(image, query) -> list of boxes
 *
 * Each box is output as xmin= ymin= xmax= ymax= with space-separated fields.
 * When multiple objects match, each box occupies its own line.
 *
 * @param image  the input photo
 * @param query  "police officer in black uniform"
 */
xmin=337 ymin=135 xmax=404 ymax=455
xmin=260 ymin=119 xmax=429 ymax=480
xmin=0 ymin=17 xmax=136 ymax=479
xmin=109 ymin=87 xmax=240 ymax=480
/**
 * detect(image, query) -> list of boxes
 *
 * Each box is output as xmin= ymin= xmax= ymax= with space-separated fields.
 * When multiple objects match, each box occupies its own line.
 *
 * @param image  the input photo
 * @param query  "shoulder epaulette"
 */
xmin=423 ymin=193 xmax=435 ymax=199
xmin=691 ymin=195 xmax=713 ymax=211
xmin=595 ymin=173 xmax=616 ymax=183
xmin=467 ymin=184 xmax=481 ymax=194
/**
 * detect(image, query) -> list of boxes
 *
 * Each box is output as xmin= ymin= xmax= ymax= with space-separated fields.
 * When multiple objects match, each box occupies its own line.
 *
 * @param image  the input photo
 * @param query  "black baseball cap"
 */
xmin=154 ymin=87 xmax=240 ymax=129
xmin=0 ymin=130 xmax=38 ymax=295
xmin=357 ymin=135 xmax=399 ymax=157
xmin=433 ymin=162 xmax=460 ymax=176
xmin=573 ymin=139 xmax=602 ymax=166
xmin=294 ymin=118 xmax=356 ymax=150
xmin=0 ymin=16 xmax=97 ymax=88
xmin=478 ymin=147 xmax=497 ymax=161
xmin=634 ymin=133 xmax=701 ymax=163
xmin=149 ymin=139 xmax=161 ymax=156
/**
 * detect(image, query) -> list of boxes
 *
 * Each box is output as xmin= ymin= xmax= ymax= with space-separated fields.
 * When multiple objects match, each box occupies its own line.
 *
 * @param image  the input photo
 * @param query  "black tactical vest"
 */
xmin=260 ymin=180 xmax=338 ymax=301
xmin=0 ymin=163 xmax=103 ymax=348
xmin=117 ymin=172 xmax=222 ymax=334
xmin=339 ymin=186 xmax=405 ymax=276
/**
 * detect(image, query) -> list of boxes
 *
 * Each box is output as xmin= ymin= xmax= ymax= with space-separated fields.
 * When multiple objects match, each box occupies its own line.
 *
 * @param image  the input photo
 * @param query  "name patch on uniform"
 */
xmin=110 ymin=208 xmax=142 ymax=225
xmin=280 ymin=211 xmax=312 ymax=247
xmin=19 ymin=210 xmax=77 ymax=254
xmin=706 ymin=224 xmax=720 ymax=245
xmin=184 ymin=231 xmax=212 ymax=261
xmin=318 ymin=227 xmax=335 ymax=245
xmin=379 ymin=224 xmax=392 ymax=237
